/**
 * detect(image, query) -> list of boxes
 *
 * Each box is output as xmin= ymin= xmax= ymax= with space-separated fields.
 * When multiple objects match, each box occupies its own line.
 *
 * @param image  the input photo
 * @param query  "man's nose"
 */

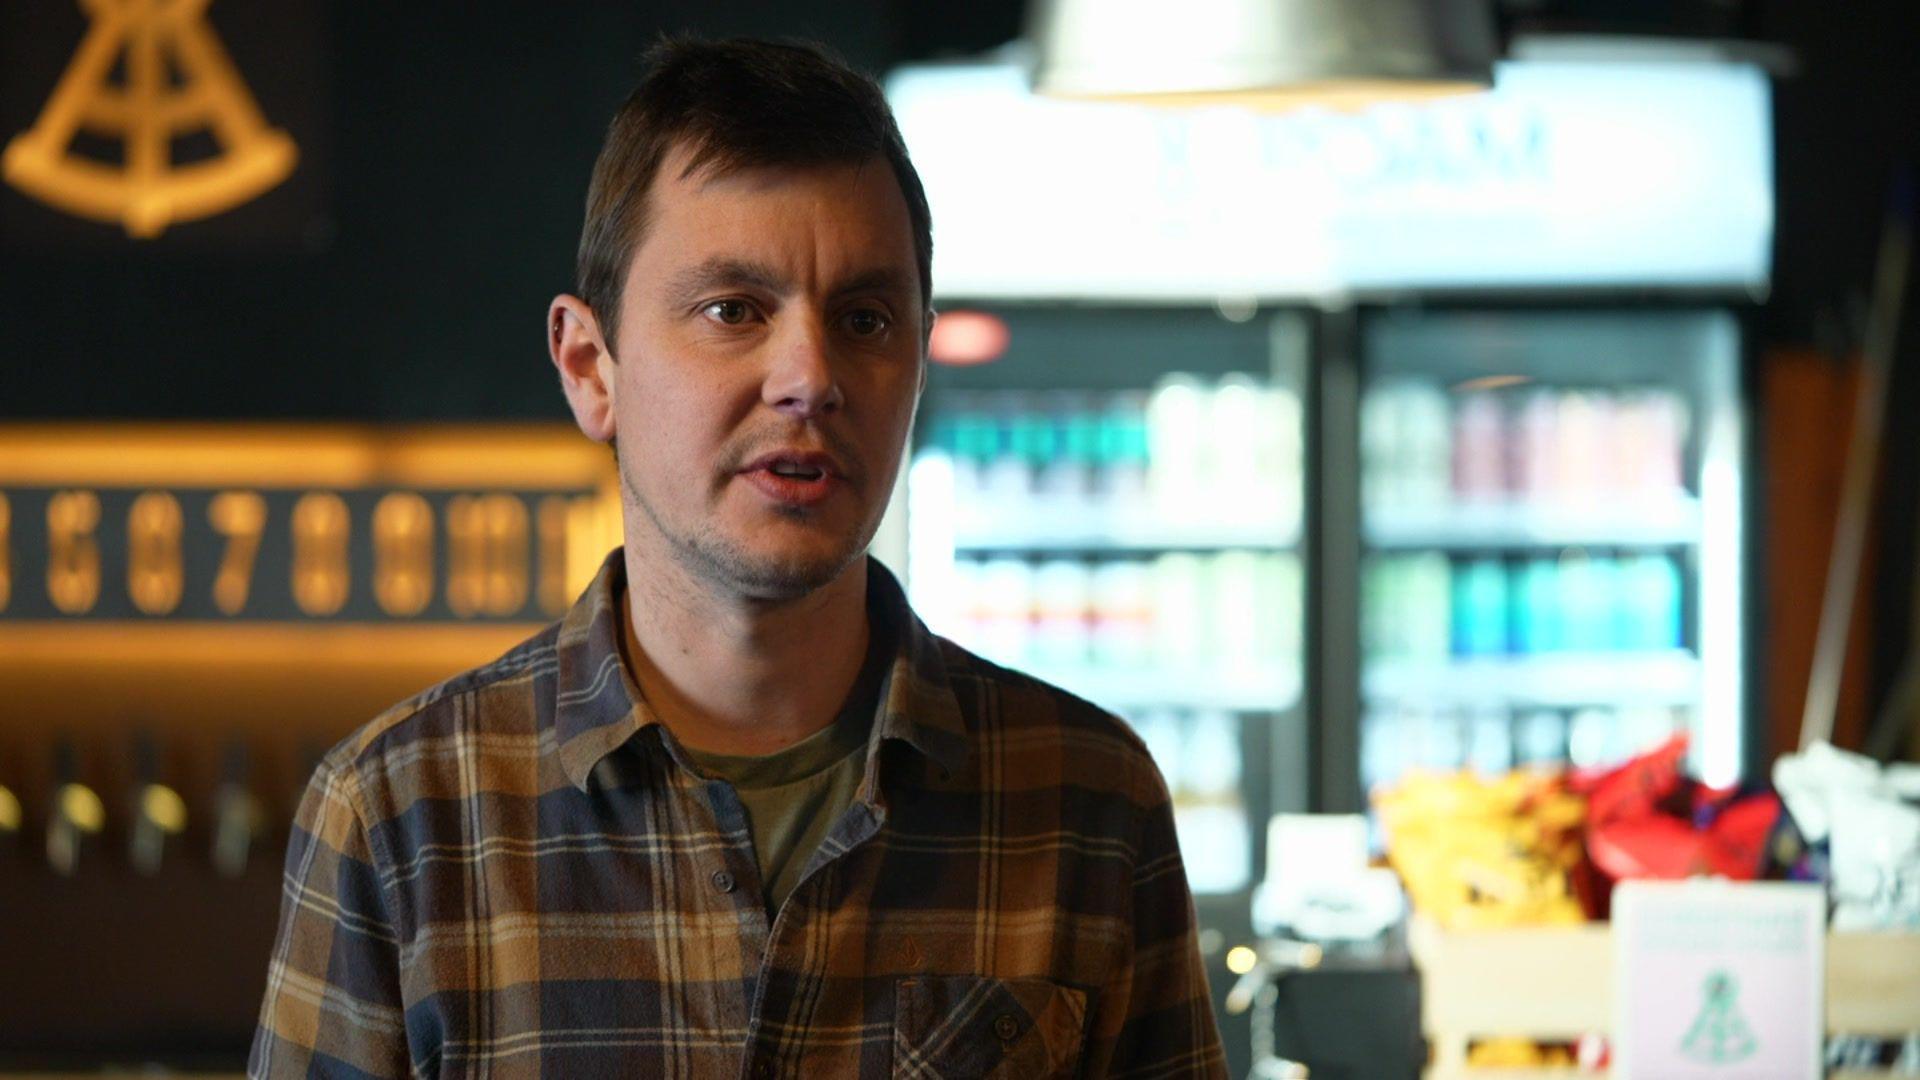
xmin=762 ymin=314 xmax=844 ymax=419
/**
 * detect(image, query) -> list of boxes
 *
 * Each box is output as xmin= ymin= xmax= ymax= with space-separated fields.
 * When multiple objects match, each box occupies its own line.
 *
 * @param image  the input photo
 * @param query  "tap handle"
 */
xmin=212 ymin=739 xmax=263 ymax=878
xmin=128 ymin=731 xmax=187 ymax=875
xmin=0 ymin=748 xmax=20 ymax=849
xmin=47 ymin=738 xmax=103 ymax=876
xmin=0 ymin=780 xmax=20 ymax=847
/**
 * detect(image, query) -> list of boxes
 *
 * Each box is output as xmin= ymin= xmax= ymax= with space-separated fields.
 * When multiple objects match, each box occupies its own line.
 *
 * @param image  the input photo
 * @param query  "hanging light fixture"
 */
xmin=1028 ymin=0 xmax=1500 ymax=111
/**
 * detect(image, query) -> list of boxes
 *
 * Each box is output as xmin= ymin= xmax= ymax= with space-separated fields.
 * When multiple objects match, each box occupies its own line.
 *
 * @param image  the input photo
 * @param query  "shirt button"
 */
xmin=710 ymin=869 xmax=735 ymax=894
xmin=750 ymin=1060 xmax=773 ymax=1079
xmin=993 ymin=1013 xmax=1021 ymax=1041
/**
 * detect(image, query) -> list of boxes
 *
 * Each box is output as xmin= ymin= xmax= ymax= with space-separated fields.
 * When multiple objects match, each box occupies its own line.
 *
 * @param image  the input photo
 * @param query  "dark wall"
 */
xmin=0 ymin=0 xmax=1015 ymax=421
xmin=1752 ymin=0 xmax=1920 ymax=749
xmin=1759 ymin=0 xmax=1919 ymax=345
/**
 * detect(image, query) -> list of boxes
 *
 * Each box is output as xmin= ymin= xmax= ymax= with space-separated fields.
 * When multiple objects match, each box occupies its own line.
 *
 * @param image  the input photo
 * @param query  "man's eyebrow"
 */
xmin=663 ymin=260 xmax=914 ymax=305
xmin=663 ymin=258 xmax=786 ymax=304
xmin=829 ymin=267 xmax=913 ymax=301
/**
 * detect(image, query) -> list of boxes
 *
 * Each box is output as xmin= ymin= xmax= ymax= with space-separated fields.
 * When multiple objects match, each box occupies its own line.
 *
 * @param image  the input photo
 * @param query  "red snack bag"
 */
xmin=1576 ymin=735 xmax=1784 ymax=912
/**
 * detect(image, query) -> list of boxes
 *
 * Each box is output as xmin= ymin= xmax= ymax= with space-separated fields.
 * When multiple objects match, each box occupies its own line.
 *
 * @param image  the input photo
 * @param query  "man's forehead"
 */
xmin=658 ymin=139 xmax=887 ymax=196
xmin=629 ymin=142 xmax=917 ymax=289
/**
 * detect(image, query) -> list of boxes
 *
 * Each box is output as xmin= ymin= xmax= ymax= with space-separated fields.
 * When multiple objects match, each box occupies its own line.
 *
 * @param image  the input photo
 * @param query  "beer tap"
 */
xmin=0 ymin=753 xmax=20 ymax=851
xmin=1225 ymin=937 xmax=1323 ymax=1080
xmin=211 ymin=739 xmax=265 ymax=878
xmin=128 ymin=732 xmax=187 ymax=875
xmin=46 ymin=737 xmax=104 ymax=876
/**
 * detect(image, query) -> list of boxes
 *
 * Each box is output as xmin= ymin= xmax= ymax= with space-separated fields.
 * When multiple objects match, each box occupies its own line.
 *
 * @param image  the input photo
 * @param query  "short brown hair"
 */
xmin=575 ymin=36 xmax=933 ymax=355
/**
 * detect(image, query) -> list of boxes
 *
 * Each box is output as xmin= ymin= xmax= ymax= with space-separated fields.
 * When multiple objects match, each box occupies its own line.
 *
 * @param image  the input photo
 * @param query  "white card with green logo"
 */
xmin=1614 ymin=880 xmax=1824 ymax=1079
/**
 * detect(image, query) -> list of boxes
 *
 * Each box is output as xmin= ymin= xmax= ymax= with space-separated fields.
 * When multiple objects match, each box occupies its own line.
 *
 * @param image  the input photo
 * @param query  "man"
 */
xmin=251 ymin=37 xmax=1226 ymax=1078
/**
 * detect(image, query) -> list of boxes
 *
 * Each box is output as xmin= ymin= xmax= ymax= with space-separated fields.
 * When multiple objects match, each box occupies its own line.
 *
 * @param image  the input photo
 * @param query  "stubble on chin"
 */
xmin=618 ymin=450 xmax=866 ymax=602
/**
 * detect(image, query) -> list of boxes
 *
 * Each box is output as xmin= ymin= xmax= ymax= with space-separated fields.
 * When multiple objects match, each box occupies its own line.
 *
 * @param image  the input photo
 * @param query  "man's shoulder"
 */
xmin=315 ymin=619 xmax=564 ymax=787
xmin=929 ymin=633 xmax=1162 ymax=792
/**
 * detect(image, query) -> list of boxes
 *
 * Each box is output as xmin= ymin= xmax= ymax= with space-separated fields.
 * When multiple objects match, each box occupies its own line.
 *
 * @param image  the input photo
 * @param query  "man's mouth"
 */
xmin=739 ymin=450 xmax=844 ymax=506
xmin=767 ymin=460 xmax=826 ymax=481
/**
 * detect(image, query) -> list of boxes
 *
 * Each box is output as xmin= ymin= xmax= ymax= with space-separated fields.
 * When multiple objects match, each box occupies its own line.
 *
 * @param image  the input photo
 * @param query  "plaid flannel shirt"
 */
xmin=250 ymin=548 xmax=1226 ymax=1078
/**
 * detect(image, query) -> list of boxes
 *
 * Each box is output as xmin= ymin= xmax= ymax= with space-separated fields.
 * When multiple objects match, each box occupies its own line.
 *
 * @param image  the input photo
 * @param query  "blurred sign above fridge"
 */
xmin=886 ymin=57 xmax=1772 ymax=299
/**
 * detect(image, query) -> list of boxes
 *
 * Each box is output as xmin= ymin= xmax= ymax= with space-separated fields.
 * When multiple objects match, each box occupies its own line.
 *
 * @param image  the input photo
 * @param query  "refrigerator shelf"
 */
xmin=1364 ymin=651 xmax=1700 ymax=708
xmin=1020 ymin=663 xmax=1302 ymax=713
xmin=952 ymin=512 xmax=1301 ymax=554
xmin=1364 ymin=497 xmax=1702 ymax=550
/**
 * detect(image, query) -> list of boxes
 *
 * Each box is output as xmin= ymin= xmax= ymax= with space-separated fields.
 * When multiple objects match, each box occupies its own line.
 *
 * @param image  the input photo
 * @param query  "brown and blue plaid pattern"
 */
xmin=250 ymin=548 xmax=1226 ymax=1078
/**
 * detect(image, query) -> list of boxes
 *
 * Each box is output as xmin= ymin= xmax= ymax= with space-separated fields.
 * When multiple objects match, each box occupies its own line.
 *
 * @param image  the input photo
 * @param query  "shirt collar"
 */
xmin=553 ymin=548 xmax=969 ymax=793
xmin=866 ymin=555 xmax=969 ymax=781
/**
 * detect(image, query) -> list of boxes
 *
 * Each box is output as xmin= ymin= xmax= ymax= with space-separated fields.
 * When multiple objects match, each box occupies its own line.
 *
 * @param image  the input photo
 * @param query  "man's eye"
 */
xmin=702 ymin=300 xmax=752 ymax=325
xmin=844 ymin=309 xmax=890 ymax=337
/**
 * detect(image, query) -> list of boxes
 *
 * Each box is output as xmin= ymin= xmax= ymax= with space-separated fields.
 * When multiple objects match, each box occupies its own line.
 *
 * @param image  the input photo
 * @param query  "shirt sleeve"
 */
xmin=249 ymin=755 xmax=412 ymax=1079
xmin=1087 ymin=754 xmax=1230 ymax=1079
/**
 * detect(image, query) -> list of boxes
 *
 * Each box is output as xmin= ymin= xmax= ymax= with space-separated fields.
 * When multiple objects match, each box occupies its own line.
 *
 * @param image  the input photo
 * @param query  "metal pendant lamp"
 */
xmin=1028 ymin=0 xmax=1500 ymax=111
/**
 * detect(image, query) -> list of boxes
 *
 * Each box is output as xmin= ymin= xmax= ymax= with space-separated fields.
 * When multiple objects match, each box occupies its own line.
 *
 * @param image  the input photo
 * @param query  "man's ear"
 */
xmin=918 ymin=306 xmax=936 ymax=397
xmin=548 ymin=295 xmax=617 ymax=443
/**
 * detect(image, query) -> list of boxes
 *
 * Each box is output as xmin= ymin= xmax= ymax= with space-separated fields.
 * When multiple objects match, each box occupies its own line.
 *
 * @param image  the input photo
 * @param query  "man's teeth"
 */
xmin=769 ymin=463 xmax=822 ymax=479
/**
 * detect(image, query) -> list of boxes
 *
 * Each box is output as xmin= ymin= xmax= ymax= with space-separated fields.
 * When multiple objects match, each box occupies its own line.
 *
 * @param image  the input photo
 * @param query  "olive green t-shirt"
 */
xmin=681 ymin=626 xmax=886 ymax=915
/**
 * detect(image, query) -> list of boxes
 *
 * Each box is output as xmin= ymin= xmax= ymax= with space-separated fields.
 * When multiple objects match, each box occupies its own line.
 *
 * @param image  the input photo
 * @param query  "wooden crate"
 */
xmin=1410 ymin=918 xmax=1920 ymax=1079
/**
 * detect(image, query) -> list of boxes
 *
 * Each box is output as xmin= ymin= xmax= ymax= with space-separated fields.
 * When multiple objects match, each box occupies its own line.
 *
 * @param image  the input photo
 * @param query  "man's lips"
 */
xmin=737 ymin=450 xmax=845 ymax=506
xmin=739 ymin=450 xmax=842 ymax=479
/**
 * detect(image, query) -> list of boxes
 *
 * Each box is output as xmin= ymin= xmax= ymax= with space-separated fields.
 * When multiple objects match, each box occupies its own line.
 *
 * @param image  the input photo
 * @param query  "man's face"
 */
xmin=606 ymin=148 xmax=925 ymax=601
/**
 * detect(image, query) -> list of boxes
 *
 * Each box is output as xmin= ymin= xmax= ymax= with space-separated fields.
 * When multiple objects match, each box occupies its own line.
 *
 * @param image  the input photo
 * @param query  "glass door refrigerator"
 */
xmin=1328 ymin=306 xmax=1751 ymax=813
xmin=883 ymin=46 xmax=1772 ymax=1074
xmin=897 ymin=303 xmax=1312 ymax=1074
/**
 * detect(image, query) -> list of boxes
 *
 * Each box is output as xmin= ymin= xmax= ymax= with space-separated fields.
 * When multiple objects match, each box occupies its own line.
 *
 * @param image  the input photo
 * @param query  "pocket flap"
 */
xmin=893 ymin=975 xmax=1089 ymax=1079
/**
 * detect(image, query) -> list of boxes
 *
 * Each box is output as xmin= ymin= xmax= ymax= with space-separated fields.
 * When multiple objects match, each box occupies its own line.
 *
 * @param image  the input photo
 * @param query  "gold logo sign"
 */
xmin=3 ymin=0 xmax=298 ymax=238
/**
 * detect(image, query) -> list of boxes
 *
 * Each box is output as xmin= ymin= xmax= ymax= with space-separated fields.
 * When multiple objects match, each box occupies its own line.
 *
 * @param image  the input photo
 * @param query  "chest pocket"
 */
xmin=892 ymin=975 xmax=1090 ymax=1079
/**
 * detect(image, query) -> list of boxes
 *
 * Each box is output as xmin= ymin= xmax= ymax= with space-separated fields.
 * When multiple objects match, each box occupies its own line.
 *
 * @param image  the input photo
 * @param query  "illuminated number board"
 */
xmin=0 ymin=425 xmax=622 ymax=625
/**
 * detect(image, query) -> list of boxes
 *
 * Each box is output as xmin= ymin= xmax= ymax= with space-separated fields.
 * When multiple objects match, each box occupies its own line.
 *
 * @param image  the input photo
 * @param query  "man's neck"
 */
xmin=618 ymin=549 xmax=872 ymax=758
